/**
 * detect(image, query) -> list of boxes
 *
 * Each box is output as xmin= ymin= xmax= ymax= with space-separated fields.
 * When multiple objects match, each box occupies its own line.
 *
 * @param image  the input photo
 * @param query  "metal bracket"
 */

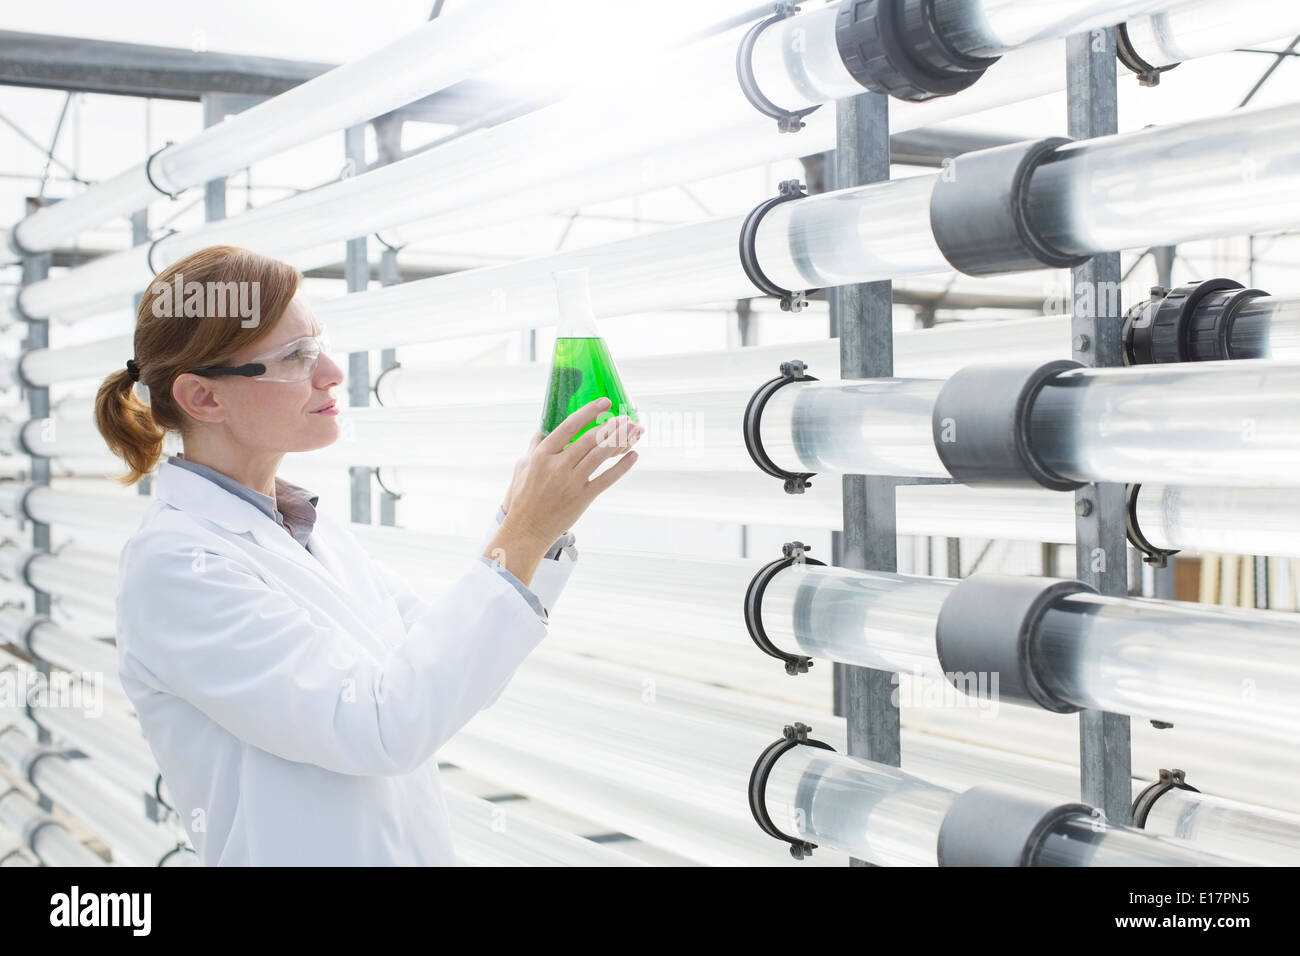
xmin=742 ymin=359 xmax=818 ymax=493
xmin=146 ymin=227 xmax=180 ymax=276
xmin=748 ymin=722 xmax=836 ymax=859
xmin=1124 ymin=484 xmax=1179 ymax=568
xmin=736 ymin=3 xmax=821 ymax=133
xmin=744 ymin=542 xmax=826 ymax=675
xmin=371 ymin=359 xmax=402 ymax=407
xmin=1131 ymin=768 xmax=1199 ymax=829
xmin=373 ymin=466 xmax=403 ymax=501
xmin=1115 ymin=23 xmax=1179 ymax=87
xmin=144 ymin=141 xmax=182 ymax=199
xmin=738 ymin=180 xmax=821 ymax=312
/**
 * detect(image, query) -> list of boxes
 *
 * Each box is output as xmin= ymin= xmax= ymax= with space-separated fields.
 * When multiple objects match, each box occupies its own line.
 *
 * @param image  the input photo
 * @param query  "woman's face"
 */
xmin=187 ymin=295 xmax=345 ymax=454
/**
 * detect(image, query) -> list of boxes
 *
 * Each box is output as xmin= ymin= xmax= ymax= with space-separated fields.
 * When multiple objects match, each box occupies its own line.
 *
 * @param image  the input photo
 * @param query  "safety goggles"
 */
xmin=189 ymin=330 xmax=333 ymax=383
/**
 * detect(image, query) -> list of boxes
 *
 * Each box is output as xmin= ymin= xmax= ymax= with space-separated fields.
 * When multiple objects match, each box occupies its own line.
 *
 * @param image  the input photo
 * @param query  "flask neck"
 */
xmin=555 ymin=313 xmax=602 ymax=339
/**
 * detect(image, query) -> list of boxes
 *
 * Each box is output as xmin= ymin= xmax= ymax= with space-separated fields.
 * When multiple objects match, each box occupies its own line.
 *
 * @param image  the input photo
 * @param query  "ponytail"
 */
xmin=94 ymin=367 xmax=165 ymax=486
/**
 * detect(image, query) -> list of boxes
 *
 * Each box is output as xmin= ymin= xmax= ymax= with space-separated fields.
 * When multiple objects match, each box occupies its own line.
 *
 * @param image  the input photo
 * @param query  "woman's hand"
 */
xmin=484 ymin=398 xmax=643 ymax=586
xmin=501 ymin=429 xmax=544 ymax=517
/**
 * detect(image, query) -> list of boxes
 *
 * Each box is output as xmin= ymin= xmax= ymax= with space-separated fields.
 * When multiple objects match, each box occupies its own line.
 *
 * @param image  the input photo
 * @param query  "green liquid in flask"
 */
xmin=541 ymin=336 xmax=639 ymax=443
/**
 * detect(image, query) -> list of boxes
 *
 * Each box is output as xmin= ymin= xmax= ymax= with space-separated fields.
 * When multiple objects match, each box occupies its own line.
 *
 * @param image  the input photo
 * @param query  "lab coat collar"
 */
xmin=154 ymin=459 xmax=341 ymax=587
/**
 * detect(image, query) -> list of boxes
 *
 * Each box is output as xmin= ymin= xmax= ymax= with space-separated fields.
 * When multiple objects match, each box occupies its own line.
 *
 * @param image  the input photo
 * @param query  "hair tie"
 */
xmin=125 ymin=358 xmax=140 ymax=382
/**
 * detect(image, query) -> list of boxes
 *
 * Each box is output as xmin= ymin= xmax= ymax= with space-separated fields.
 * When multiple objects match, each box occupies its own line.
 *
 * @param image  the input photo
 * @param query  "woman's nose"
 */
xmin=316 ymin=352 xmax=344 ymax=386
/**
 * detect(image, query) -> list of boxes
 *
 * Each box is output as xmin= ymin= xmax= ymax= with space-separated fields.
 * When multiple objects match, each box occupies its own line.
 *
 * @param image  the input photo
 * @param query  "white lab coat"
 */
xmin=114 ymin=458 xmax=575 ymax=866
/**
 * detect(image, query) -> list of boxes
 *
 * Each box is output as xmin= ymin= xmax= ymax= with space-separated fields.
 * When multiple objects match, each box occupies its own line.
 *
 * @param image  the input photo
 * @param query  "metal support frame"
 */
xmin=201 ymin=94 xmax=234 ymax=222
xmin=829 ymin=90 xmax=899 ymax=868
xmin=343 ymin=124 xmax=373 ymax=526
xmin=16 ymin=197 xmax=53 ymax=765
xmin=1066 ymin=28 xmax=1133 ymax=826
xmin=373 ymin=114 xmax=404 ymax=529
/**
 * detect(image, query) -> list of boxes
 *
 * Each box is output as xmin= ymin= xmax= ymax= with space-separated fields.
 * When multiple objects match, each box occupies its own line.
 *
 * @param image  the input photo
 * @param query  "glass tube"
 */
xmin=21 ymin=14 xmax=1300 ymax=319
xmin=934 ymin=0 xmax=1191 ymax=56
xmin=31 ymin=705 xmax=162 ymax=803
xmin=764 ymin=744 xmax=956 ymax=867
xmin=759 ymin=378 xmax=948 ymax=478
xmin=0 ymin=789 xmax=104 ymax=867
xmin=1033 ymin=813 xmax=1236 ymax=866
xmin=20 ymin=485 xmax=149 ymax=533
xmin=369 ymin=316 xmax=1070 ymax=406
xmin=754 ymin=174 xmax=948 ymax=292
xmin=443 ymin=789 xmax=645 ymax=868
xmin=761 ymin=563 xmax=952 ymax=673
xmin=1035 ymin=592 xmax=1300 ymax=743
xmin=1121 ymin=0 xmax=1300 ymax=67
xmin=1142 ymin=787 xmax=1300 ymax=867
xmin=1029 ymin=360 xmax=1300 ymax=486
xmin=1230 ymin=295 xmax=1300 ymax=361
xmin=382 ymin=465 xmax=1079 ymax=541
xmin=304 ymin=387 xmax=754 ymax=472
xmin=1026 ymin=99 xmax=1300 ymax=257
xmin=1135 ymin=484 xmax=1300 ymax=558
xmin=0 ymin=728 xmax=183 ymax=867
xmin=18 ymin=333 xmax=131 ymax=388
xmin=9 ymin=0 xmax=746 ymax=255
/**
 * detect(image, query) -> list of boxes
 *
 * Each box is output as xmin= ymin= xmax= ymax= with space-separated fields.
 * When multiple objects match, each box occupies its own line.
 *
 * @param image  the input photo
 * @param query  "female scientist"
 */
xmin=93 ymin=245 xmax=643 ymax=866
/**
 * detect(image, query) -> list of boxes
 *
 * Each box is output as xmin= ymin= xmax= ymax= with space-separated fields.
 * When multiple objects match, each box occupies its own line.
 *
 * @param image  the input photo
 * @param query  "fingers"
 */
xmin=539 ymin=397 xmax=611 ymax=454
xmin=584 ymin=446 xmax=639 ymax=498
xmin=567 ymin=413 xmax=639 ymax=464
xmin=527 ymin=429 xmax=544 ymax=452
xmin=575 ymin=417 xmax=643 ymax=476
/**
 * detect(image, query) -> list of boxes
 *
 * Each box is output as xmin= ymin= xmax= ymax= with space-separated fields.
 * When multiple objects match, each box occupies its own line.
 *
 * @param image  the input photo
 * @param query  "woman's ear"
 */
xmin=172 ymin=372 xmax=227 ymax=425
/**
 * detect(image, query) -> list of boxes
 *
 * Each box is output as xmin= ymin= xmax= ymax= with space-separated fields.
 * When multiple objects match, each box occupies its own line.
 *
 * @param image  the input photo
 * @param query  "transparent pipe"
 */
xmin=0 ymin=727 xmax=188 ymax=866
xmin=749 ymin=360 xmax=1300 ymax=488
xmin=767 ymin=742 xmax=1235 ymax=866
xmin=20 ymin=6 xmax=1298 ymax=319
xmin=1035 ymin=593 xmax=1300 ymax=744
xmin=1029 ymin=360 xmax=1300 ymax=486
xmin=289 ymin=389 xmax=755 ymax=472
xmin=765 ymin=743 xmax=955 ymax=867
xmin=1026 ymin=100 xmax=1300 ymax=257
xmin=758 ymin=560 xmax=1300 ymax=741
xmin=761 ymin=563 xmax=953 ymax=673
xmin=20 ymin=485 xmax=150 ymax=533
xmin=444 ymin=789 xmax=645 ymax=868
xmin=0 ymin=789 xmax=105 ymax=867
xmin=0 ymin=605 xmax=123 ymax=697
xmin=381 ymin=465 xmax=1081 ymax=541
xmin=760 ymin=378 xmax=948 ymax=478
xmin=934 ymin=0 xmax=1194 ymax=56
xmin=28 ymin=706 xmax=163 ymax=805
xmin=1142 ymin=787 xmax=1300 ymax=867
xmin=6 ymin=0 xmax=730 ymax=254
xmin=1032 ymin=814 xmax=1235 ymax=866
xmin=430 ymin=654 xmax=852 ymax=866
xmin=1135 ymin=484 xmax=1300 ymax=558
xmin=16 ymin=306 xmax=1070 ymax=392
xmin=1120 ymin=0 xmax=1300 ymax=67
xmin=1228 ymin=295 xmax=1300 ymax=361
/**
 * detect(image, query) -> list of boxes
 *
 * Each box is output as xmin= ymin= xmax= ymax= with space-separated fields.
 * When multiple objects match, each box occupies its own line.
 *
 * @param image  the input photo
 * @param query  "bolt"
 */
xmin=1074 ymin=334 xmax=1091 ymax=353
xmin=1076 ymin=499 xmax=1093 ymax=517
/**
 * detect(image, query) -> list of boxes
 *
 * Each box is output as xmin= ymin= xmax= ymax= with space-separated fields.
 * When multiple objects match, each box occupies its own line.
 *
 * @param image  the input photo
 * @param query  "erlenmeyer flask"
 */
xmin=540 ymin=267 xmax=638 ymax=443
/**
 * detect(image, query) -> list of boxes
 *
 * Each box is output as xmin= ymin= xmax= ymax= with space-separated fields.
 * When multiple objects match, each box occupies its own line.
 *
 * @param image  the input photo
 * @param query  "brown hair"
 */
xmin=94 ymin=245 xmax=301 ymax=485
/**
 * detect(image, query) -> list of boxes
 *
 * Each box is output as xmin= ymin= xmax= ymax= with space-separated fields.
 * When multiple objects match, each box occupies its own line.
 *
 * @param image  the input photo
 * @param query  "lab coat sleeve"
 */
xmin=475 ymin=506 xmax=578 ymax=618
xmin=116 ymin=541 xmax=548 ymax=777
